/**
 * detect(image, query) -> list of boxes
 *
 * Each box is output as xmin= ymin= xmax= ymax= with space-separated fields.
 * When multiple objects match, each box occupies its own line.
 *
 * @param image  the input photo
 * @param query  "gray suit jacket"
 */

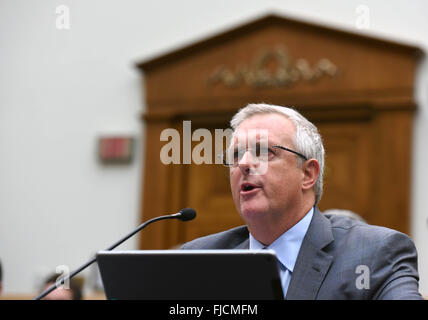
xmin=181 ymin=208 xmax=422 ymax=299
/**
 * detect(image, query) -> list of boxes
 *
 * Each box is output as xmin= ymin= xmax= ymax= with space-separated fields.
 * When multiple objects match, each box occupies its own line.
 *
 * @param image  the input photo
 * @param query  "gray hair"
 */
xmin=230 ymin=103 xmax=325 ymax=205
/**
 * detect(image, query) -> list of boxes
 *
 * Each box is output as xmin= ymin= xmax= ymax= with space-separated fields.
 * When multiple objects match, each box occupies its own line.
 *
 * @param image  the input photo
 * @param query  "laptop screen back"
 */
xmin=96 ymin=249 xmax=283 ymax=300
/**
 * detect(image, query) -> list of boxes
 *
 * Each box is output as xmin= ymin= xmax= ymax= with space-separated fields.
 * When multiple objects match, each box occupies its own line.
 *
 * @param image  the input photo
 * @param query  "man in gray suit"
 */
xmin=182 ymin=103 xmax=422 ymax=300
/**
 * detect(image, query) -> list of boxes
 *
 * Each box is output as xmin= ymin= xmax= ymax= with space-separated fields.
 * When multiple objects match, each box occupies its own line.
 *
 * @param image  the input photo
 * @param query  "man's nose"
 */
xmin=238 ymin=150 xmax=256 ymax=174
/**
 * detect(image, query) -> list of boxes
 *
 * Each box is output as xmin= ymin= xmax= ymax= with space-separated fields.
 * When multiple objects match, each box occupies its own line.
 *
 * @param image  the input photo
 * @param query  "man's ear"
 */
xmin=301 ymin=159 xmax=320 ymax=191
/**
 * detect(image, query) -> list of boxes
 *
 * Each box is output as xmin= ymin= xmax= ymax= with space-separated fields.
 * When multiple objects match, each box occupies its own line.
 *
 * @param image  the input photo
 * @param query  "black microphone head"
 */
xmin=178 ymin=208 xmax=196 ymax=221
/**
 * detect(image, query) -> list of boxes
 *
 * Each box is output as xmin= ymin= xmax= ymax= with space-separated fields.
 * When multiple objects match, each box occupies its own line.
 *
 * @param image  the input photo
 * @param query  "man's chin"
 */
xmin=239 ymin=205 xmax=268 ymax=222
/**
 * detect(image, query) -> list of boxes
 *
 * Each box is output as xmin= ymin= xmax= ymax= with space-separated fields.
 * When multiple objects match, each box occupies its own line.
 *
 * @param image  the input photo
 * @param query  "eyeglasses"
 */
xmin=219 ymin=144 xmax=308 ymax=167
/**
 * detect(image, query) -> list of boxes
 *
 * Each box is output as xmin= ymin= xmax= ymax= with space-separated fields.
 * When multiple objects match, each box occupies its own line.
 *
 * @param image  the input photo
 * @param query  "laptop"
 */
xmin=96 ymin=249 xmax=283 ymax=300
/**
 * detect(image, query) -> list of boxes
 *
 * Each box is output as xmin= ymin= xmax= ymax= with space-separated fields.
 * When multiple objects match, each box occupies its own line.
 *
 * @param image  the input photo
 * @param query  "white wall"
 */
xmin=1 ymin=0 xmax=427 ymax=296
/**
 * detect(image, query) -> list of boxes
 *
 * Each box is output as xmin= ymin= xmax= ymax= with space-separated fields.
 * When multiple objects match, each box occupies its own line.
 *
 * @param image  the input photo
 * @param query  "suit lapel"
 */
xmin=235 ymin=238 xmax=249 ymax=249
xmin=286 ymin=208 xmax=334 ymax=299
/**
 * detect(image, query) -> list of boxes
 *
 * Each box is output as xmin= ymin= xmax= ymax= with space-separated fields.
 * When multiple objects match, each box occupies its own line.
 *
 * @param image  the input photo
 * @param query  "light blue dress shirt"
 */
xmin=249 ymin=207 xmax=314 ymax=298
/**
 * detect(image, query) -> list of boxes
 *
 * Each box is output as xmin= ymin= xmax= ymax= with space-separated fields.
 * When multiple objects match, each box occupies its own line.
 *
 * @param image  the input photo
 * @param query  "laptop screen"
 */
xmin=96 ymin=249 xmax=283 ymax=300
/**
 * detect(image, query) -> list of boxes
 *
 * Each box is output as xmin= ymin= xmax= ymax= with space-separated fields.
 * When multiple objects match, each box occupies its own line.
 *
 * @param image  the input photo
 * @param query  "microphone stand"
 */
xmin=34 ymin=214 xmax=182 ymax=300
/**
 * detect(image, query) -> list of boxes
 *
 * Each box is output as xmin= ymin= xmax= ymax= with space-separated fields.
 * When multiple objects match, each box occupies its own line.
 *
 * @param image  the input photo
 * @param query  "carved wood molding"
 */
xmin=207 ymin=46 xmax=338 ymax=88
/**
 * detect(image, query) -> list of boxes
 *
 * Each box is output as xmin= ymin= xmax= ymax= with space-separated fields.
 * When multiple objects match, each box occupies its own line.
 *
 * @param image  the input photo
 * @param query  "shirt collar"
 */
xmin=249 ymin=207 xmax=314 ymax=272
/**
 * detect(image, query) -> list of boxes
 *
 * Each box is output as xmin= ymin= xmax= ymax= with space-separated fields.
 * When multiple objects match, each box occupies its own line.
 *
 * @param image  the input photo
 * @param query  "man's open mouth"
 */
xmin=241 ymin=183 xmax=259 ymax=192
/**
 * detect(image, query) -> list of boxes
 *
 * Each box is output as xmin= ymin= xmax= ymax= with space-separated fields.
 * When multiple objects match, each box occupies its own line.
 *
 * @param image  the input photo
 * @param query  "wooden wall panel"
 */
xmin=185 ymin=161 xmax=242 ymax=241
xmin=316 ymin=121 xmax=372 ymax=220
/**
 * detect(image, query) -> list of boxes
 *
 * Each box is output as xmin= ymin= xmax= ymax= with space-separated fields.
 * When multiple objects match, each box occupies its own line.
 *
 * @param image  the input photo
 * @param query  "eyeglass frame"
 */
xmin=219 ymin=144 xmax=308 ymax=167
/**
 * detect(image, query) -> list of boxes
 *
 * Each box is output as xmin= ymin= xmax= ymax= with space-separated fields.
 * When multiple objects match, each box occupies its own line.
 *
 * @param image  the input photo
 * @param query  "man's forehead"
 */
xmin=233 ymin=129 xmax=269 ymax=140
xmin=231 ymin=132 xmax=269 ymax=149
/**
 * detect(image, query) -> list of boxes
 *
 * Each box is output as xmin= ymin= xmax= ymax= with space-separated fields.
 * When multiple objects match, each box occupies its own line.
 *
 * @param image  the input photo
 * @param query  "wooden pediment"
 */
xmin=136 ymin=14 xmax=423 ymax=249
xmin=138 ymin=14 xmax=422 ymax=117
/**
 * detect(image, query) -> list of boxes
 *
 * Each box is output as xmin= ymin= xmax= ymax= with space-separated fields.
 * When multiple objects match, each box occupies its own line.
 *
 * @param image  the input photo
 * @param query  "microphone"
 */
xmin=172 ymin=207 xmax=196 ymax=221
xmin=34 ymin=208 xmax=196 ymax=300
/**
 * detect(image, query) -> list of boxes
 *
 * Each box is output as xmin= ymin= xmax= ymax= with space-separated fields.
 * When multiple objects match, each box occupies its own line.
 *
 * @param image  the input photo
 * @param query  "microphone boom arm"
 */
xmin=33 ymin=212 xmax=192 ymax=300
